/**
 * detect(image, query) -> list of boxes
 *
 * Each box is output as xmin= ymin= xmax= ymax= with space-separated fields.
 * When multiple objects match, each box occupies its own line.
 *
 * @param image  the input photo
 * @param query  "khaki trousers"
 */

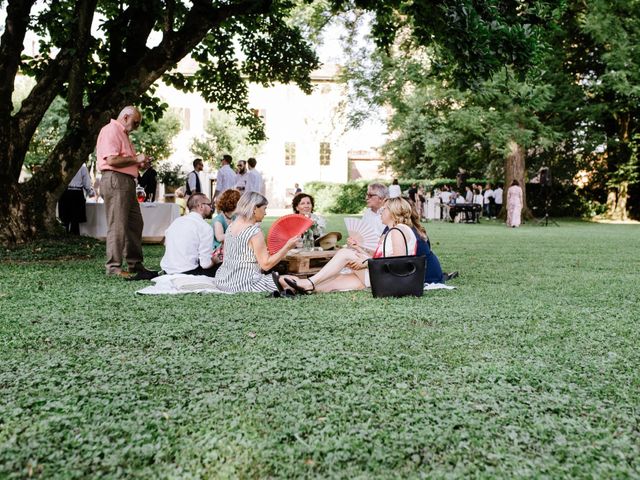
xmin=101 ymin=171 xmax=144 ymax=274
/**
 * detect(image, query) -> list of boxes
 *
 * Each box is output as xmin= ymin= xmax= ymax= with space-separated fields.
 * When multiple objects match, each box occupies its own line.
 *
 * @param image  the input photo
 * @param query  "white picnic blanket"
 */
xmin=137 ymin=274 xmax=455 ymax=295
xmin=136 ymin=274 xmax=232 ymax=295
xmin=424 ymin=283 xmax=455 ymax=290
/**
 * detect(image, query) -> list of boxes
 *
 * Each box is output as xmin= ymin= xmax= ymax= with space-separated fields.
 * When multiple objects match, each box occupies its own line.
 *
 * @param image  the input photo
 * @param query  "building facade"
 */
xmin=157 ymin=58 xmax=388 ymax=207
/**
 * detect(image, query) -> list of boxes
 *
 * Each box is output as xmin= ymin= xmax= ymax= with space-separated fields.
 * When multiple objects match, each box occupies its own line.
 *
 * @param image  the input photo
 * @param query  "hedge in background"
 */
xmin=305 ymin=181 xmax=370 ymax=214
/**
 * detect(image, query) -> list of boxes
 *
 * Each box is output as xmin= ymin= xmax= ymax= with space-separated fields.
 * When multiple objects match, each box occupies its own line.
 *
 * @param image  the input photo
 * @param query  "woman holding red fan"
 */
xmin=215 ymin=192 xmax=299 ymax=293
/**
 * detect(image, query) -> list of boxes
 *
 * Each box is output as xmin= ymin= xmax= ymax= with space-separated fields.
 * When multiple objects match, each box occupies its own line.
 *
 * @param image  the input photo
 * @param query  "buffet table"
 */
xmin=80 ymin=202 xmax=180 ymax=243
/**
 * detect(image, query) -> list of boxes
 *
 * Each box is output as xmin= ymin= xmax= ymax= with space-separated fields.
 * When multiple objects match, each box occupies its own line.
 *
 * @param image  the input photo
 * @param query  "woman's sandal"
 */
xmin=284 ymin=277 xmax=315 ymax=295
xmin=273 ymin=271 xmax=296 ymax=295
xmin=272 ymin=272 xmax=284 ymax=292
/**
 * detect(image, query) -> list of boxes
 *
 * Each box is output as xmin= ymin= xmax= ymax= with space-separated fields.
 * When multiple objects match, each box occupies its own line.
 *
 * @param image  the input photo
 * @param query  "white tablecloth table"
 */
xmin=80 ymin=202 xmax=180 ymax=243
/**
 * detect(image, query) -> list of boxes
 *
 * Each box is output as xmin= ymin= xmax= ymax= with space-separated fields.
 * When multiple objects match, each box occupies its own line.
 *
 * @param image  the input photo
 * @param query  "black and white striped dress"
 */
xmin=214 ymin=224 xmax=277 ymax=293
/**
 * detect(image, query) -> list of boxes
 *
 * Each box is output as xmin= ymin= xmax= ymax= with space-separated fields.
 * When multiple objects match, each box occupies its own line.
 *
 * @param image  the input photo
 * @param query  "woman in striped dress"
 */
xmin=215 ymin=191 xmax=299 ymax=293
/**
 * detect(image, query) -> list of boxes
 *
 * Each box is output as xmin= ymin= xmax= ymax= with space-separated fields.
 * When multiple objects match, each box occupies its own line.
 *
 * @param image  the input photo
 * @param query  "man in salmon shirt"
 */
xmin=96 ymin=106 xmax=157 ymax=279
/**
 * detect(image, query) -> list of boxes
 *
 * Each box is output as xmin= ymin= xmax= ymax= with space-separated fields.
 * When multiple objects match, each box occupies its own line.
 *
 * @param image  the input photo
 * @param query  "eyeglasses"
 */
xmin=200 ymin=202 xmax=212 ymax=207
xmin=366 ymin=193 xmax=378 ymax=198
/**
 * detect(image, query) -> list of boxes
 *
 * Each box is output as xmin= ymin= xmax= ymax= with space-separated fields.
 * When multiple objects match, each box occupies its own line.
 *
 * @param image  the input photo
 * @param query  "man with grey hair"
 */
xmin=96 ymin=105 xmax=157 ymax=279
xmin=362 ymin=182 xmax=389 ymax=236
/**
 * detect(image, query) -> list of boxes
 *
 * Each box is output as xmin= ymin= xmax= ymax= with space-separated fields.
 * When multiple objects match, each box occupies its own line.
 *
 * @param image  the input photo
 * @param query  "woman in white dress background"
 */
xmin=506 ymin=179 xmax=524 ymax=228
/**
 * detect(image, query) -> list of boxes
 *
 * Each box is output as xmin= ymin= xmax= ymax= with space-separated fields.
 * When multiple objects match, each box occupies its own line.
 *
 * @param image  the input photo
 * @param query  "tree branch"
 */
xmin=0 ymin=0 xmax=35 ymax=123
xmin=123 ymin=2 xmax=159 ymax=62
xmin=92 ymin=0 xmax=273 ymax=113
xmin=68 ymin=0 xmax=98 ymax=122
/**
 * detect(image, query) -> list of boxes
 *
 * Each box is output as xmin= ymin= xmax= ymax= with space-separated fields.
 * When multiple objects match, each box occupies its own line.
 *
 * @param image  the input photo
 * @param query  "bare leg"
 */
xmin=295 ymin=248 xmax=366 ymax=291
xmin=314 ymin=272 xmax=366 ymax=292
xmin=314 ymin=249 xmax=363 ymax=285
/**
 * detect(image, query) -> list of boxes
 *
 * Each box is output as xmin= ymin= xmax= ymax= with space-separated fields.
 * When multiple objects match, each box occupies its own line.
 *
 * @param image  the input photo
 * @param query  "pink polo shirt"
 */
xmin=96 ymin=119 xmax=139 ymax=178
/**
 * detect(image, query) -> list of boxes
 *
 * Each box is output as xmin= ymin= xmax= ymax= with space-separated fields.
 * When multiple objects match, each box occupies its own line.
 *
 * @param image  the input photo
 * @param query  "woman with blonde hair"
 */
xmin=286 ymin=197 xmax=417 ymax=293
xmin=214 ymin=191 xmax=299 ymax=293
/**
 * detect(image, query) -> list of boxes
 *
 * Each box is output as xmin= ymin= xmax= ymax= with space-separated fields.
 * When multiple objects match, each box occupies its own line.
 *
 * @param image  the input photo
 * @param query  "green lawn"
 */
xmin=1 ymin=219 xmax=639 ymax=478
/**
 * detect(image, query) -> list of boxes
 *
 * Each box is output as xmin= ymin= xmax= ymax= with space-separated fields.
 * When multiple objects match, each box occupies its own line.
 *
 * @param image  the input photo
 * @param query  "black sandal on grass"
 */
xmin=284 ymin=278 xmax=315 ymax=294
xmin=272 ymin=272 xmax=285 ymax=293
xmin=273 ymin=271 xmax=296 ymax=295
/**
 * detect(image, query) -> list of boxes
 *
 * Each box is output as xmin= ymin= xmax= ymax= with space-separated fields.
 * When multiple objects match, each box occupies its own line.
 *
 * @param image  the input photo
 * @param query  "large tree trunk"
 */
xmin=0 ymin=123 xmax=98 ymax=245
xmin=501 ymin=140 xmax=532 ymax=219
xmin=0 ymin=181 xmax=60 ymax=245
xmin=605 ymin=182 xmax=629 ymax=221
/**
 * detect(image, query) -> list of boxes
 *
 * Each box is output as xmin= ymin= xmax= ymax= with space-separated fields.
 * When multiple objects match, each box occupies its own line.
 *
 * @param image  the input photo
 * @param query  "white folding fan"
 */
xmin=344 ymin=217 xmax=379 ymax=251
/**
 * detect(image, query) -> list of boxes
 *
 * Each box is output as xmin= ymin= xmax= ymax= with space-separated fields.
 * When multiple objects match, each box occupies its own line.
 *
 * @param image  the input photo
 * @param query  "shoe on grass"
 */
xmin=107 ymin=270 xmax=131 ymax=278
xmin=125 ymin=268 xmax=159 ymax=281
xmin=444 ymin=271 xmax=459 ymax=281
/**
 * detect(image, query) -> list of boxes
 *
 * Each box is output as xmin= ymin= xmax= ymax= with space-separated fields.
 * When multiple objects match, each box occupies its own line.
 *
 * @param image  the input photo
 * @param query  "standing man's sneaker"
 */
xmin=107 ymin=270 xmax=131 ymax=278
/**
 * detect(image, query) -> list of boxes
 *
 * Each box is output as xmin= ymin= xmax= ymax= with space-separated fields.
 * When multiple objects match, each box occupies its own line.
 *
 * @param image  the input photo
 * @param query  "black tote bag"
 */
xmin=367 ymin=227 xmax=425 ymax=298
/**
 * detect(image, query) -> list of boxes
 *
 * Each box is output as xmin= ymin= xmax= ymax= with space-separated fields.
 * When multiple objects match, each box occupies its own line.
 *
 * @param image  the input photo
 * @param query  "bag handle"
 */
xmin=384 ymin=262 xmax=417 ymax=276
xmin=381 ymin=226 xmax=410 ymax=257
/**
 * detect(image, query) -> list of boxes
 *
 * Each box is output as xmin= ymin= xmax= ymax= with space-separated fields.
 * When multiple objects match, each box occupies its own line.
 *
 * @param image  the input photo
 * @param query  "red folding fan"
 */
xmin=267 ymin=214 xmax=314 ymax=254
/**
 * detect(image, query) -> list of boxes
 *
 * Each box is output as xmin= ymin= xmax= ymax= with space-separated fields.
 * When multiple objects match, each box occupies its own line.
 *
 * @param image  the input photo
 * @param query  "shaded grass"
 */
xmin=1 ymin=219 xmax=639 ymax=478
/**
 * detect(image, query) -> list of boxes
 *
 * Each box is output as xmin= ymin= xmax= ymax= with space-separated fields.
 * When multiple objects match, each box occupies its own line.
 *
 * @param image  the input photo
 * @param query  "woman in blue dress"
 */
xmin=409 ymin=211 xmax=458 ymax=283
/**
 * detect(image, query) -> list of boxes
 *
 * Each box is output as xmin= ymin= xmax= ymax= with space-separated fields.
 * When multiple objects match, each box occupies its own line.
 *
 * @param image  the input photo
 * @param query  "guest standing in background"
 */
xmin=483 ymin=183 xmax=494 ymax=218
xmin=186 ymin=158 xmax=204 ymax=196
xmin=58 ymin=163 xmax=95 ymax=234
xmin=138 ymin=165 xmax=157 ymax=201
xmin=246 ymin=157 xmax=265 ymax=195
xmin=214 ymin=154 xmax=236 ymax=201
xmin=493 ymin=184 xmax=504 ymax=218
xmin=388 ymin=179 xmax=401 ymax=198
xmin=506 ymin=180 xmax=523 ymax=228
xmin=235 ymin=160 xmax=248 ymax=193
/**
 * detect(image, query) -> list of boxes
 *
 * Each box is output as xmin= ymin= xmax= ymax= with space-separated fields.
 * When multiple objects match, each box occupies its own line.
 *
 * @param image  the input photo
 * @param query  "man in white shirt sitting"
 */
xmin=362 ymin=183 xmax=388 ymax=236
xmin=160 ymin=193 xmax=219 ymax=277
